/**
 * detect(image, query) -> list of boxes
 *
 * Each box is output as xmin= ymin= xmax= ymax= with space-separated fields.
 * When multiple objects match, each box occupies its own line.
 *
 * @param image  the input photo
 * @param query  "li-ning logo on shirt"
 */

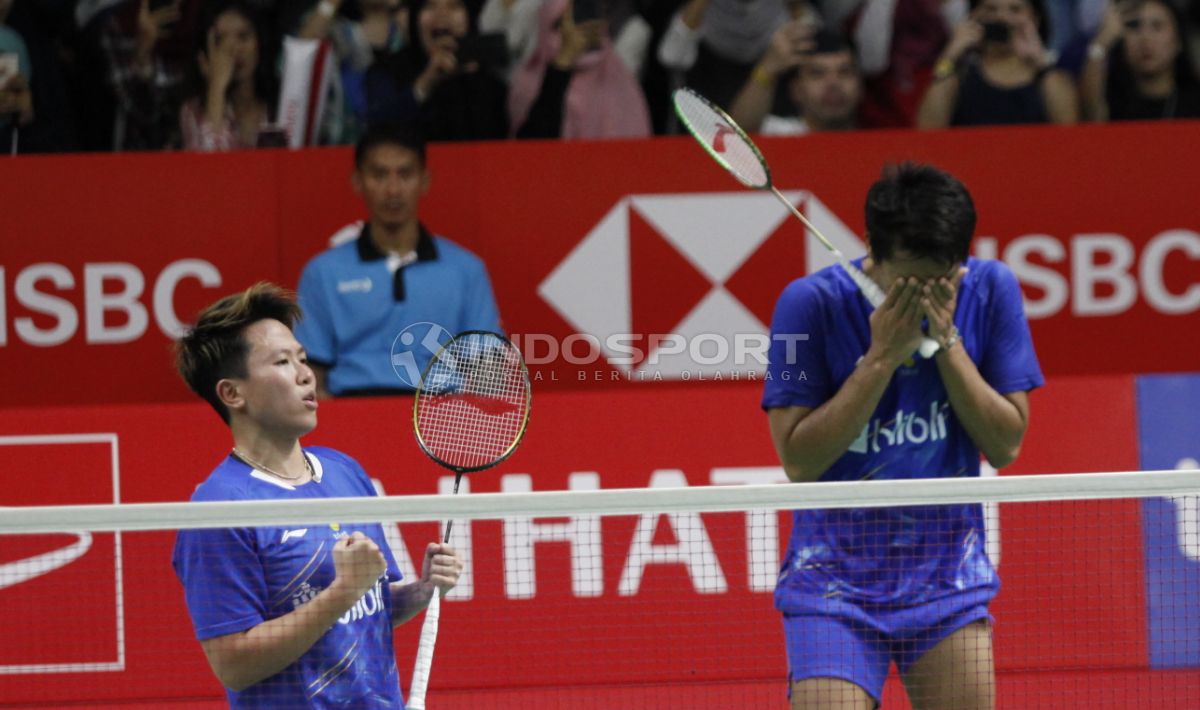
xmin=337 ymin=277 xmax=372 ymax=294
xmin=849 ymin=401 xmax=950 ymax=454
xmin=281 ymin=528 xmax=309 ymax=543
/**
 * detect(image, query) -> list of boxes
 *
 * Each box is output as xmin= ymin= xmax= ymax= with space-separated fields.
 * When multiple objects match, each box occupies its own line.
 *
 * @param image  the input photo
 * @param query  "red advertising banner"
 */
xmin=4 ymin=376 xmax=1196 ymax=708
xmin=2 ymin=124 xmax=1198 ymax=410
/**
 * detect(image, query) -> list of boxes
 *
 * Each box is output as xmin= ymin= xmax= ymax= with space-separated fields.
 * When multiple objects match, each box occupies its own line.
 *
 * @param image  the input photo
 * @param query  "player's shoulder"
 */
xmin=962 ymin=257 xmax=1021 ymax=303
xmin=306 ymin=446 xmax=376 ymax=492
xmin=777 ymin=264 xmax=853 ymax=307
xmin=431 ymin=235 xmax=487 ymax=271
xmin=189 ymin=457 xmax=254 ymax=502
xmin=303 ymin=230 xmax=364 ymax=272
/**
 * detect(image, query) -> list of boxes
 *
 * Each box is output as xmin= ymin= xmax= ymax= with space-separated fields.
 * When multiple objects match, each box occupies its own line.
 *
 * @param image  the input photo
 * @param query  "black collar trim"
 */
xmin=354 ymin=224 xmax=439 ymax=301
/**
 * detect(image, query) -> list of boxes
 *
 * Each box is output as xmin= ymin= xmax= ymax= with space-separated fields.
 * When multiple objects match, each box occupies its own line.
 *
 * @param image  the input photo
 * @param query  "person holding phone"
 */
xmin=359 ymin=0 xmax=508 ymax=142
xmin=509 ymin=0 xmax=651 ymax=139
xmin=916 ymin=0 xmax=1078 ymax=128
xmin=1079 ymin=0 xmax=1200 ymax=121
xmin=180 ymin=0 xmax=282 ymax=151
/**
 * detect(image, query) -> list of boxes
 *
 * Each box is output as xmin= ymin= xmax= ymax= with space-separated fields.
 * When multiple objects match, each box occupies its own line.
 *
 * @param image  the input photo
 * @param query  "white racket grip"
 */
xmin=408 ymin=591 xmax=441 ymax=710
xmin=841 ymin=257 xmax=941 ymax=358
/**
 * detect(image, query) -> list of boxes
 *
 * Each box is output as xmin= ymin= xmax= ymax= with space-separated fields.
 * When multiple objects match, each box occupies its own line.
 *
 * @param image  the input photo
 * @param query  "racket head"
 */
xmin=412 ymin=330 xmax=531 ymax=473
xmin=672 ymin=87 xmax=772 ymax=190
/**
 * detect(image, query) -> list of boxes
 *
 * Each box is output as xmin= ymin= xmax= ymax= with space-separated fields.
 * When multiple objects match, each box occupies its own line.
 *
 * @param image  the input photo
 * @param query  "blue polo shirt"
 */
xmin=295 ymin=225 xmax=502 ymax=395
xmin=762 ymin=257 xmax=1043 ymax=615
xmin=172 ymin=447 xmax=405 ymax=708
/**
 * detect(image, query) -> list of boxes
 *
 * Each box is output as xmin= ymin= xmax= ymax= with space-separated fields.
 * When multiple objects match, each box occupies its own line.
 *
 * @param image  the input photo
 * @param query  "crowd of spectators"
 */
xmin=0 ymin=0 xmax=1197 ymax=153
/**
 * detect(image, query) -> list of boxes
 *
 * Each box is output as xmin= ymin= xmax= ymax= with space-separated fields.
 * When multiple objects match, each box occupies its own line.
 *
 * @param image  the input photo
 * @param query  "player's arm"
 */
xmin=923 ymin=275 xmax=1030 ymax=467
xmin=199 ymin=533 xmax=385 ymax=691
xmin=769 ymin=279 xmax=927 ymax=482
xmin=389 ymin=542 xmax=463 ymax=626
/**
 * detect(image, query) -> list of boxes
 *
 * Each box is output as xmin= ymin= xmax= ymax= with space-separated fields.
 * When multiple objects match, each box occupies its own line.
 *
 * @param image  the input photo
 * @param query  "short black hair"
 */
xmin=355 ymin=124 xmax=427 ymax=169
xmin=865 ymin=163 xmax=975 ymax=265
xmin=175 ymin=283 xmax=301 ymax=425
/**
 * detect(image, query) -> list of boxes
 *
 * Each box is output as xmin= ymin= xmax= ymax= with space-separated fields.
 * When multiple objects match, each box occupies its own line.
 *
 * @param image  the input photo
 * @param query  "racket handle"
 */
xmin=408 ymin=591 xmax=442 ymax=710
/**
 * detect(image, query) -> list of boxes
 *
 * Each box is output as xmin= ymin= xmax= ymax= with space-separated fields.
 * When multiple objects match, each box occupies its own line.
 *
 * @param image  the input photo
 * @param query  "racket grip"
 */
xmin=408 ymin=591 xmax=442 ymax=710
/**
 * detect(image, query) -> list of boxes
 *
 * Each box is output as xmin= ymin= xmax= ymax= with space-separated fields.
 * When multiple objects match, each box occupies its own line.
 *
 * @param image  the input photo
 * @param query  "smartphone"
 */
xmin=572 ymin=0 xmax=604 ymax=23
xmin=0 ymin=53 xmax=19 ymax=85
xmin=982 ymin=21 xmax=1010 ymax=43
xmin=455 ymin=33 xmax=508 ymax=70
xmin=256 ymin=125 xmax=289 ymax=148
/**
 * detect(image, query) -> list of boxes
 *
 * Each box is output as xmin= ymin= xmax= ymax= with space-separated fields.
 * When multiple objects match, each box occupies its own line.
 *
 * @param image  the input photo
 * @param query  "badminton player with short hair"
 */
xmin=171 ymin=282 xmax=462 ymax=707
xmin=763 ymin=163 xmax=1043 ymax=709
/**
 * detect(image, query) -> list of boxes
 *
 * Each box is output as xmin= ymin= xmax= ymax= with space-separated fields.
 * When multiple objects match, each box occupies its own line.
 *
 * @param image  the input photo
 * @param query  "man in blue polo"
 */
xmin=296 ymin=125 xmax=502 ymax=397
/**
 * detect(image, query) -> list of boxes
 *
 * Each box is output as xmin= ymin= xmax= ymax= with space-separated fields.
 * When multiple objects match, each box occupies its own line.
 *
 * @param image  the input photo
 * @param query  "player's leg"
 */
xmin=783 ymin=613 xmax=887 ymax=710
xmin=900 ymin=618 xmax=995 ymax=710
xmin=791 ymin=677 xmax=877 ymax=710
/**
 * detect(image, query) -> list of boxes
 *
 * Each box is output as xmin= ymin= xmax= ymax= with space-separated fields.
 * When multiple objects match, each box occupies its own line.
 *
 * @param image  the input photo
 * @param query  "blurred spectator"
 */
xmin=295 ymin=124 xmax=502 ymax=397
xmin=1042 ymin=0 xmax=1106 ymax=73
xmin=851 ymin=0 xmax=966 ymax=128
xmin=509 ymin=0 xmax=651 ymax=139
xmin=180 ymin=1 xmax=280 ymax=151
xmin=1080 ymin=0 xmax=1200 ymax=120
xmin=731 ymin=29 xmax=864 ymax=133
xmin=362 ymin=0 xmax=508 ymax=142
xmin=479 ymin=0 xmax=553 ymax=80
xmin=0 ymin=0 xmax=35 ymax=151
xmin=480 ymin=0 xmax=652 ymax=83
xmin=657 ymin=0 xmax=803 ymax=112
xmin=295 ymin=0 xmax=408 ymax=145
xmin=101 ymin=0 xmax=200 ymax=150
xmin=1 ymin=0 xmax=77 ymax=152
xmin=917 ymin=0 xmax=1078 ymax=127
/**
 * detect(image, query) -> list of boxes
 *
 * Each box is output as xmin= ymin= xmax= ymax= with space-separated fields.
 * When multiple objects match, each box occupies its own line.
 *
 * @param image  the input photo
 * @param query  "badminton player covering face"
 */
xmin=762 ymin=164 xmax=1043 ymax=710
xmin=171 ymin=283 xmax=462 ymax=708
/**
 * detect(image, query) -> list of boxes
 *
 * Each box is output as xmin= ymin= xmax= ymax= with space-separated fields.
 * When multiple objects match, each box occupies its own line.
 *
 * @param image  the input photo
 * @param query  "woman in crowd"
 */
xmin=917 ymin=0 xmax=1078 ymax=128
xmin=1080 ymin=0 xmax=1200 ymax=121
xmin=180 ymin=0 xmax=280 ymax=151
xmin=509 ymin=0 xmax=651 ymax=139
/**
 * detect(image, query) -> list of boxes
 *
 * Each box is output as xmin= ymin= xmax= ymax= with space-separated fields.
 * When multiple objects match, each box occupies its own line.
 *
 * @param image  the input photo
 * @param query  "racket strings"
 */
xmin=415 ymin=334 xmax=529 ymax=470
xmin=673 ymin=90 xmax=770 ymax=189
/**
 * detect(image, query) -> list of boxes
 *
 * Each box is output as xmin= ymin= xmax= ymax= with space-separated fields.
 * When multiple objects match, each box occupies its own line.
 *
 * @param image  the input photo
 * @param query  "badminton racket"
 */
xmin=407 ymin=330 xmax=531 ymax=710
xmin=672 ymin=87 xmax=941 ymax=359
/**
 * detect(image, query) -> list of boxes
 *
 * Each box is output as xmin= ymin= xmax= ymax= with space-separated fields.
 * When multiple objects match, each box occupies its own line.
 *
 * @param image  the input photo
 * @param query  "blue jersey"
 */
xmin=295 ymin=225 xmax=502 ymax=395
xmin=762 ymin=258 xmax=1043 ymax=614
xmin=172 ymin=447 xmax=405 ymax=709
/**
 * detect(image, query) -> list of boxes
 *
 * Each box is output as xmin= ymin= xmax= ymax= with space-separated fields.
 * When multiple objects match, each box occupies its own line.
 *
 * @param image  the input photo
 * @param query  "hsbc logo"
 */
xmin=538 ymin=191 xmax=867 ymax=380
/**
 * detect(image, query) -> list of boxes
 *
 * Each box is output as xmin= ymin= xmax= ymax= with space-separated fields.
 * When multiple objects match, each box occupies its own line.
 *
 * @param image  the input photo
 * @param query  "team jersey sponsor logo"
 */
xmin=336 ymin=278 xmax=372 ymax=294
xmin=849 ymin=401 xmax=951 ymax=455
xmin=281 ymin=528 xmax=309 ymax=543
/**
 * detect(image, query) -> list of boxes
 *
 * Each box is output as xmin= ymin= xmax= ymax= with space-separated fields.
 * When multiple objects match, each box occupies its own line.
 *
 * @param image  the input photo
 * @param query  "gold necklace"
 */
xmin=232 ymin=448 xmax=315 ymax=482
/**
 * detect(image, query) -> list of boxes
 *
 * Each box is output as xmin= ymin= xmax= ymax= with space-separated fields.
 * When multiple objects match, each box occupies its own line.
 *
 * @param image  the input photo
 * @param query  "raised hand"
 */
xmin=331 ymin=532 xmax=388 ymax=600
xmin=921 ymin=267 xmax=968 ymax=349
xmin=136 ymin=0 xmax=181 ymax=65
xmin=1011 ymin=16 xmax=1048 ymax=67
xmin=200 ymin=26 xmax=237 ymax=93
xmin=760 ymin=17 xmax=815 ymax=77
xmin=943 ymin=15 xmax=984 ymax=63
xmin=867 ymin=278 xmax=927 ymax=368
